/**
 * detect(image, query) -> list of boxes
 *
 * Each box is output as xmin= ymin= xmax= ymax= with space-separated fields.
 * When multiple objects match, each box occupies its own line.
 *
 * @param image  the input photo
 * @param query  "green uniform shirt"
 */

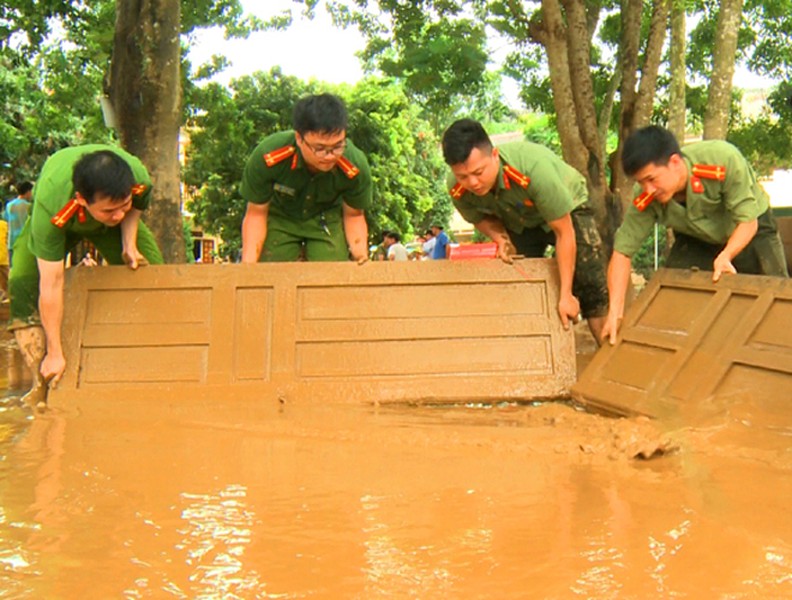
xmin=29 ymin=144 xmax=153 ymax=262
xmin=614 ymin=140 xmax=769 ymax=256
xmin=447 ymin=141 xmax=588 ymax=234
xmin=240 ymin=131 xmax=372 ymax=220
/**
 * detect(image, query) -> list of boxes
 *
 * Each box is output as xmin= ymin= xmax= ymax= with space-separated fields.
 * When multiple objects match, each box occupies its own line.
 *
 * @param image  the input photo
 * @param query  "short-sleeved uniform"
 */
xmin=240 ymin=131 xmax=372 ymax=262
xmin=9 ymin=144 xmax=164 ymax=327
xmin=447 ymin=141 xmax=609 ymax=318
xmin=614 ymin=140 xmax=788 ymax=277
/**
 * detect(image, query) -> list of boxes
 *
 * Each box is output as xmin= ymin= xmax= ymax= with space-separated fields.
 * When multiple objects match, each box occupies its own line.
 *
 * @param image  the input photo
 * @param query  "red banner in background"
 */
xmin=448 ymin=242 xmax=498 ymax=260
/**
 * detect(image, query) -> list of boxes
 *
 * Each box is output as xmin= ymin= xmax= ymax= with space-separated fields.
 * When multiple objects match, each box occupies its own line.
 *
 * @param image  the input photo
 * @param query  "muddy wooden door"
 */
xmin=572 ymin=269 xmax=792 ymax=417
xmin=51 ymin=260 xmax=576 ymax=407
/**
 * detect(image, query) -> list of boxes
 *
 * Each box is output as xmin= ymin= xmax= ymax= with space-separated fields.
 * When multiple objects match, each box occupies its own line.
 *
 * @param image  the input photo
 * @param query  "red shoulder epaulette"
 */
xmin=691 ymin=163 xmax=726 ymax=181
xmin=502 ymin=164 xmax=530 ymax=190
xmin=633 ymin=191 xmax=654 ymax=212
xmin=335 ymin=155 xmax=360 ymax=179
xmin=449 ymin=183 xmax=465 ymax=199
xmin=51 ymin=198 xmax=86 ymax=228
xmin=131 ymin=183 xmax=147 ymax=197
xmin=263 ymin=145 xmax=296 ymax=167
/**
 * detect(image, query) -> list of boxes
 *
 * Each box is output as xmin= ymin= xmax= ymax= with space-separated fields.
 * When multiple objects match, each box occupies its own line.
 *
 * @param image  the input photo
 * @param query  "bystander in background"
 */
xmin=430 ymin=225 xmax=449 ymax=259
xmin=5 ymin=181 xmax=33 ymax=265
xmin=0 ymin=218 xmax=8 ymax=302
xmin=421 ymin=229 xmax=436 ymax=259
xmin=385 ymin=231 xmax=408 ymax=261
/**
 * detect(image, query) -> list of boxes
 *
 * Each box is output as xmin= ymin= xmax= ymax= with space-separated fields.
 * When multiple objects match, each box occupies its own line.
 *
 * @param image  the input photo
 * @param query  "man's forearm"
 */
xmin=722 ymin=219 xmax=759 ymax=261
xmin=475 ymin=217 xmax=511 ymax=247
xmin=37 ymin=264 xmax=65 ymax=358
xmin=241 ymin=221 xmax=265 ymax=263
xmin=554 ymin=227 xmax=576 ymax=298
xmin=120 ymin=208 xmax=143 ymax=250
xmin=241 ymin=203 xmax=269 ymax=263
xmin=607 ymin=251 xmax=632 ymax=319
xmin=343 ymin=205 xmax=368 ymax=260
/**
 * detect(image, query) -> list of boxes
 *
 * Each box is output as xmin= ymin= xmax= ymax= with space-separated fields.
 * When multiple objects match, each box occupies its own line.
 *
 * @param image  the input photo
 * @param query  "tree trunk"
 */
xmin=703 ymin=0 xmax=744 ymax=140
xmin=612 ymin=0 xmax=669 ymax=210
xmin=533 ymin=0 xmax=607 ymax=199
xmin=667 ymin=0 xmax=686 ymax=142
xmin=562 ymin=0 xmax=607 ymax=198
xmin=598 ymin=68 xmax=622 ymax=158
xmin=109 ymin=0 xmax=185 ymax=263
xmin=507 ymin=0 xmax=674 ymax=247
xmin=634 ymin=0 xmax=670 ymax=125
xmin=611 ymin=0 xmax=643 ymax=210
xmin=536 ymin=0 xmax=590 ymax=180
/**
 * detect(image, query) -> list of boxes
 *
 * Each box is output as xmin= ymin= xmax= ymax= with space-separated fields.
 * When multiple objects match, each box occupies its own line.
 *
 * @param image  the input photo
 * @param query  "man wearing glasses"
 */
xmin=240 ymin=93 xmax=372 ymax=262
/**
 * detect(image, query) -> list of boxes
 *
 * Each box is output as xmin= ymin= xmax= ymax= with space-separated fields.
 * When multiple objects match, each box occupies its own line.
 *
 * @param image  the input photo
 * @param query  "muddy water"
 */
xmin=1 ymin=343 xmax=792 ymax=598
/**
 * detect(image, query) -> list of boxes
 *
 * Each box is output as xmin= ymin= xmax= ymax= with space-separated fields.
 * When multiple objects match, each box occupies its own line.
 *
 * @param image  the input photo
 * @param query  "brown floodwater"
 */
xmin=1 ymin=339 xmax=791 ymax=599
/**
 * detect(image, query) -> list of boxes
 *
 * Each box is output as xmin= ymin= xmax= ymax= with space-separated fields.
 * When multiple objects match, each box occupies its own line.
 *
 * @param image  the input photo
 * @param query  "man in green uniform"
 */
xmin=603 ymin=125 xmax=789 ymax=344
xmin=441 ymin=119 xmax=609 ymax=342
xmin=9 ymin=146 xmax=164 ymax=407
xmin=240 ymin=93 xmax=372 ymax=263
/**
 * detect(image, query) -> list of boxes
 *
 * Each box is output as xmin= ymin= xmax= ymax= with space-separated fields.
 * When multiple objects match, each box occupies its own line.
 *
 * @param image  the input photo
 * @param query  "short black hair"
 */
xmin=16 ymin=181 xmax=33 ymax=196
xmin=385 ymin=231 xmax=401 ymax=243
xmin=293 ymin=93 xmax=348 ymax=136
xmin=622 ymin=125 xmax=682 ymax=176
xmin=72 ymin=150 xmax=135 ymax=204
xmin=441 ymin=119 xmax=493 ymax=166
xmin=431 ymin=224 xmax=444 ymax=231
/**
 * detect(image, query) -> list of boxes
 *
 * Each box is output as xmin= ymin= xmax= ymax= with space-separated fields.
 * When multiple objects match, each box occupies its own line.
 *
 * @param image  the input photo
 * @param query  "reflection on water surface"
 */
xmin=1 ymin=346 xmax=791 ymax=599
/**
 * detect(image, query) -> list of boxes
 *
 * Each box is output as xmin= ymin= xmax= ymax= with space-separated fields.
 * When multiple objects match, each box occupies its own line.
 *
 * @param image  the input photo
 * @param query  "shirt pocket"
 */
xmin=689 ymin=191 xmax=727 ymax=223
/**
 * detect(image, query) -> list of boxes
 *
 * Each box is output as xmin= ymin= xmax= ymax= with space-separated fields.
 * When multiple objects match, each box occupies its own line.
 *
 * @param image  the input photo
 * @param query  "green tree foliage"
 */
xmin=520 ymin=114 xmax=562 ymax=155
xmin=0 ymin=2 xmax=86 ymax=54
xmin=461 ymin=70 xmax=514 ymax=124
xmin=377 ymin=18 xmax=489 ymax=133
xmin=0 ymin=2 xmax=116 ymax=194
xmin=184 ymin=69 xmax=452 ymax=258
xmin=0 ymin=0 xmax=263 ymax=198
xmin=727 ymin=85 xmax=792 ymax=176
xmin=0 ymin=50 xmax=112 ymax=194
xmin=346 ymin=79 xmax=452 ymax=239
xmin=327 ymin=0 xmax=495 ymax=134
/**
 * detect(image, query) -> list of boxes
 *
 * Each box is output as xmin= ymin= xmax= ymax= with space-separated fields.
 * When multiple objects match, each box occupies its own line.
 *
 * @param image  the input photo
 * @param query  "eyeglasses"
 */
xmin=300 ymin=136 xmax=347 ymax=158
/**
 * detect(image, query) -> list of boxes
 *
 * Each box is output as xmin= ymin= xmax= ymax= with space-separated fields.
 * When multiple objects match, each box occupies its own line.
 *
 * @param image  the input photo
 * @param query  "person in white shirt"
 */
xmin=385 ymin=231 xmax=409 ymax=261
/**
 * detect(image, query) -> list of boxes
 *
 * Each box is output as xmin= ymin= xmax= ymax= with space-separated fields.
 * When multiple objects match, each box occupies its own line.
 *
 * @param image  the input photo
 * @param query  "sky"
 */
xmin=186 ymin=0 xmax=525 ymax=104
xmin=187 ymin=2 xmax=367 ymax=87
xmin=186 ymin=0 xmax=776 ymax=107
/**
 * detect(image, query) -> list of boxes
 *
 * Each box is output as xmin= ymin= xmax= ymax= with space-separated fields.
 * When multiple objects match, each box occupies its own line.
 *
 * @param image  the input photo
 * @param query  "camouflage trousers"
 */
xmin=507 ymin=203 xmax=610 ymax=318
